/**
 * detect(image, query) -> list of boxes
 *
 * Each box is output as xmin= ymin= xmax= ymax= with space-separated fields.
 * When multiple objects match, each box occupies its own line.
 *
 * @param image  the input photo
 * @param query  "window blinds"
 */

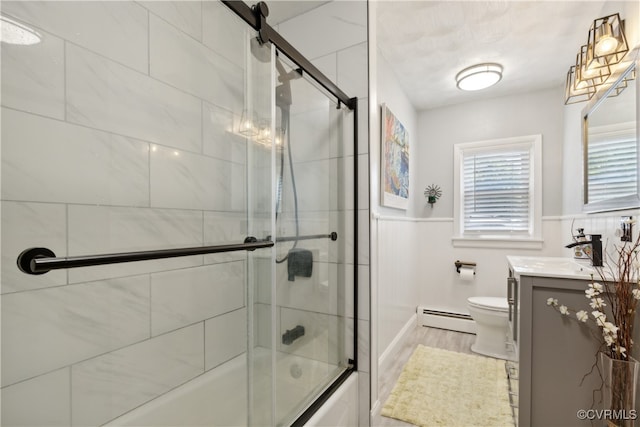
xmin=462 ymin=148 xmax=531 ymax=232
xmin=588 ymin=136 xmax=638 ymax=203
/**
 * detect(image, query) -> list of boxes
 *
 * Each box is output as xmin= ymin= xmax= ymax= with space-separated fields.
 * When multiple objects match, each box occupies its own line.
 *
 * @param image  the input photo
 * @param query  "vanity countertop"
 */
xmin=507 ymin=256 xmax=595 ymax=280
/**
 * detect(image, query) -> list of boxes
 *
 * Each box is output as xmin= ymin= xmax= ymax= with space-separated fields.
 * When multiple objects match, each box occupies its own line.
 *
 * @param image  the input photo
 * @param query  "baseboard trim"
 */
xmin=378 ymin=313 xmax=417 ymax=375
xmin=420 ymin=311 xmax=477 ymax=334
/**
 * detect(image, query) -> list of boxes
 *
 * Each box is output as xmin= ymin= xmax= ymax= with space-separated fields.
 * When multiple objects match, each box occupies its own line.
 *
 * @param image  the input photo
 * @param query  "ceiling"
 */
xmin=377 ymin=1 xmax=623 ymax=110
xmin=264 ymin=1 xmax=630 ymax=111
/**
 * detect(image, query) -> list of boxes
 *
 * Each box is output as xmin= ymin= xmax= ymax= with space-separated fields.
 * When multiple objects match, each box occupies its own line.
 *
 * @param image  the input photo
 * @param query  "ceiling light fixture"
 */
xmin=455 ymin=63 xmax=503 ymax=91
xmin=0 ymin=15 xmax=41 ymax=45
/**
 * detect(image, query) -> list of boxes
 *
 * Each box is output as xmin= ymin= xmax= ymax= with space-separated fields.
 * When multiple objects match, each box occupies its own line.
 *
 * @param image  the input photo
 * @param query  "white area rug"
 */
xmin=381 ymin=345 xmax=513 ymax=427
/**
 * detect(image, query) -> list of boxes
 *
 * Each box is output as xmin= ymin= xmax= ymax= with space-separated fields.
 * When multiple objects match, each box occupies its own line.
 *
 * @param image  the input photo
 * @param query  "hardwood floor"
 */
xmin=372 ymin=326 xmax=477 ymax=427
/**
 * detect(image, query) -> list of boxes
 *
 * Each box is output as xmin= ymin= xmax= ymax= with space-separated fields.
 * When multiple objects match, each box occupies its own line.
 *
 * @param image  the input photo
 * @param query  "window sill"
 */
xmin=451 ymin=236 xmax=544 ymax=249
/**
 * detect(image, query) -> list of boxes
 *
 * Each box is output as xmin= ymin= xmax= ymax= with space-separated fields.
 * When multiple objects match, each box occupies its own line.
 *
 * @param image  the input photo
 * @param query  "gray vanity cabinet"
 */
xmin=515 ymin=274 xmax=640 ymax=427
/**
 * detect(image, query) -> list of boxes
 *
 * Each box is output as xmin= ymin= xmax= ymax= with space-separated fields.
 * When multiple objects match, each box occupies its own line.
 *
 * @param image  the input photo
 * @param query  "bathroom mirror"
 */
xmin=582 ymin=61 xmax=639 ymax=212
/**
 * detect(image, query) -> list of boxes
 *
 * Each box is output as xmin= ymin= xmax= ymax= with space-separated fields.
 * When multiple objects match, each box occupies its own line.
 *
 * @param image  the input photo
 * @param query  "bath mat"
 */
xmin=381 ymin=345 xmax=513 ymax=427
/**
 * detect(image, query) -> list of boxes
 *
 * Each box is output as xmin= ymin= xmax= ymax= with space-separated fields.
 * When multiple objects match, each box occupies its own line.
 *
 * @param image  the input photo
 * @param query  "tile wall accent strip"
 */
xmin=2 ymin=275 xmax=150 ymax=387
xmin=71 ymin=323 xmax=204 ymax=427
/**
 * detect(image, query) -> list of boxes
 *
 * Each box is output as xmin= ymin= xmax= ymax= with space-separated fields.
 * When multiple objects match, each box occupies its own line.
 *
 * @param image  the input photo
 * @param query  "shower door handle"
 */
xmin=17 ymin=237 xmax=274 ymax=275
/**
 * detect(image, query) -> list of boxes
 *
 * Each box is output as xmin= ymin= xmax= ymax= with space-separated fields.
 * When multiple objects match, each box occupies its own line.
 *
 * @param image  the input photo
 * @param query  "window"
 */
xmin=453 ymin=135 xmax=542 ymax=248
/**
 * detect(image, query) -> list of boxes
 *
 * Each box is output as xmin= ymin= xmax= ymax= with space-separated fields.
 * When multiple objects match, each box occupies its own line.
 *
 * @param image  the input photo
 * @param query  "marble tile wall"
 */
xmin=1 ymin=0 xmax=362 ymax=425
xmin=1 ymin=1 xmax=256 ymax=425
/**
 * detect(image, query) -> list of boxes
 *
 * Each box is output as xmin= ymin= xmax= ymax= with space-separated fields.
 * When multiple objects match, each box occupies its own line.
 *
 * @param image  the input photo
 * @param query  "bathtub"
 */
xmin=107 ymin=347 xmax=343 ymax=426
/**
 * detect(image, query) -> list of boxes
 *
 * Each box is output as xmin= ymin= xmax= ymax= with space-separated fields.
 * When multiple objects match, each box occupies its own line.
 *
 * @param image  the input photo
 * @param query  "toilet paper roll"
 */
xmin=459 ymin=266 xmax=475 ymax=281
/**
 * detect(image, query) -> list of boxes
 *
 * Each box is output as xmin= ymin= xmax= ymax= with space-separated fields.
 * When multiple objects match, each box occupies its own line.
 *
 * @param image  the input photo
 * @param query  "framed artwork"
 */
xmin=381 ymin=103 xmax=409 ymax=209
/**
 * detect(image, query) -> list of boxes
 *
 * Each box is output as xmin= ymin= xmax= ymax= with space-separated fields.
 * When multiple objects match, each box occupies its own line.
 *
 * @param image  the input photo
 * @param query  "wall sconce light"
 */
xmin=587 ymin=13 xmax=628 ymax=69
xmin=455 ymin=63 xmax=503 ymax=91
xmin=565 ymin=65 xmax=596 ymax=105
xmin=564 ymin=12 xmax=630 ymax=104
xmin=576 ymin=45 xmax=611 ymax=90
xmin=607 ymin=67 xmax=636 ymax=98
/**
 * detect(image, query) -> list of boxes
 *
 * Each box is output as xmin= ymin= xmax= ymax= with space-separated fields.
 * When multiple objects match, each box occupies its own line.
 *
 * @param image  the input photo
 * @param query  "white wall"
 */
xmin=376 ymin=51 xmax=420 ymax=218
xmin=417 ymin=87 xmax=565 ymax=218
xmin=374 ymin=52 xmax=420 ymax=356
xmin=406 ymin=88 xmax=565 ymax=315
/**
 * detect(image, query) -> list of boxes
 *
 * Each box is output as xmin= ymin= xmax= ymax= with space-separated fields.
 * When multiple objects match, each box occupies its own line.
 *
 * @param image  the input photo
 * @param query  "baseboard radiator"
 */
xmin=418 ymin=307 xmax=476 ymax=334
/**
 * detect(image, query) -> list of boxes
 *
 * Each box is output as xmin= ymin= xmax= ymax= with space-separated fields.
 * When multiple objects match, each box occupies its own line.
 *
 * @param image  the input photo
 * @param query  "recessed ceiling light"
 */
xmin=456 ymin=63 xmax=503 ymax=91
xmin=1 ymin=15 xmax=41 ymax=45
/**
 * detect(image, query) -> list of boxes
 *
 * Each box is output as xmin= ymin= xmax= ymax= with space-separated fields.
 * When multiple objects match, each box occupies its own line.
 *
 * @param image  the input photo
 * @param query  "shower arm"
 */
xmin=16 ymin=233 xmax=338 ymax=275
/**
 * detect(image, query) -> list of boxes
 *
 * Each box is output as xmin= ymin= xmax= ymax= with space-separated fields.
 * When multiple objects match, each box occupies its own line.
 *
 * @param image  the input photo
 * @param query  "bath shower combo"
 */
xmin=6 ymin=0 xmax=359 ymax=425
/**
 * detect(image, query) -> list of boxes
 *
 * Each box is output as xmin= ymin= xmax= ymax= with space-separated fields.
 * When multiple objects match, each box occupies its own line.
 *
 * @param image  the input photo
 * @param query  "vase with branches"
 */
xmin=548 ymin=220 xmax=640 ymax=426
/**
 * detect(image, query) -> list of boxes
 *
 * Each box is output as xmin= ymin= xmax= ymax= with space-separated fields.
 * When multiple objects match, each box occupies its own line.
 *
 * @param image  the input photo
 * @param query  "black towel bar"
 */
xmin=17 ymin=232 xmax=338 ymax=276
xmin=17 ymin=238 xmax=273 ymax=276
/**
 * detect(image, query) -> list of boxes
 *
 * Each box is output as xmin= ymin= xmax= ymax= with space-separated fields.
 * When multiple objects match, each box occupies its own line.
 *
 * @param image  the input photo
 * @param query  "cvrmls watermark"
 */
xmin=577 ymin=409 xmax=638 ymax=421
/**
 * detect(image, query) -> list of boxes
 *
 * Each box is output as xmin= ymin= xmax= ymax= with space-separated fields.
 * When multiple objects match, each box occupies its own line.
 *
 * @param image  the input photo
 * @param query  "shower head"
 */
xmin=250 ymin=36 xmax=271 ymax=63
xmin=249 ymin=36 xmax=301 ymax=111
xmin=250 ymin=36 xmax=301 ymax=81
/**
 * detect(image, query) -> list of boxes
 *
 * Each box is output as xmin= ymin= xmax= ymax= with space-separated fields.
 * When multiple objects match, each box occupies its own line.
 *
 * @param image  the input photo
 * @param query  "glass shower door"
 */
xmin=268 ymin=53 xmax=352 ymax=425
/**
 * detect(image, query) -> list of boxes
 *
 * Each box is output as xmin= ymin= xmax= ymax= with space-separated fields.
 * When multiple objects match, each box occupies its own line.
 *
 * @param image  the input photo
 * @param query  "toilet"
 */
xmin=467 ymin=296 xmax=509 ymax=359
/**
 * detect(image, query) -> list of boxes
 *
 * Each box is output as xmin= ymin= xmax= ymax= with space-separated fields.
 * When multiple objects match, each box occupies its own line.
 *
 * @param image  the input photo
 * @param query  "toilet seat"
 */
xmin=468 ymin=296 xmax=508 ymax=312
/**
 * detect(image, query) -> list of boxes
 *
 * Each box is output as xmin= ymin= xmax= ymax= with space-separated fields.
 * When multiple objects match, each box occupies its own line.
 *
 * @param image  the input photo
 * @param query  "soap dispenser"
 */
xmin=573 ymin=228 xmax=590 ymax=259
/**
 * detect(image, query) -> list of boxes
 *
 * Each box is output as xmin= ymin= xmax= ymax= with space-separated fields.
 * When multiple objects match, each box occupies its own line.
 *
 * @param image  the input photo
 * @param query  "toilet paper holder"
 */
xmin=455 ymin=260 xmax=476 ymax=274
